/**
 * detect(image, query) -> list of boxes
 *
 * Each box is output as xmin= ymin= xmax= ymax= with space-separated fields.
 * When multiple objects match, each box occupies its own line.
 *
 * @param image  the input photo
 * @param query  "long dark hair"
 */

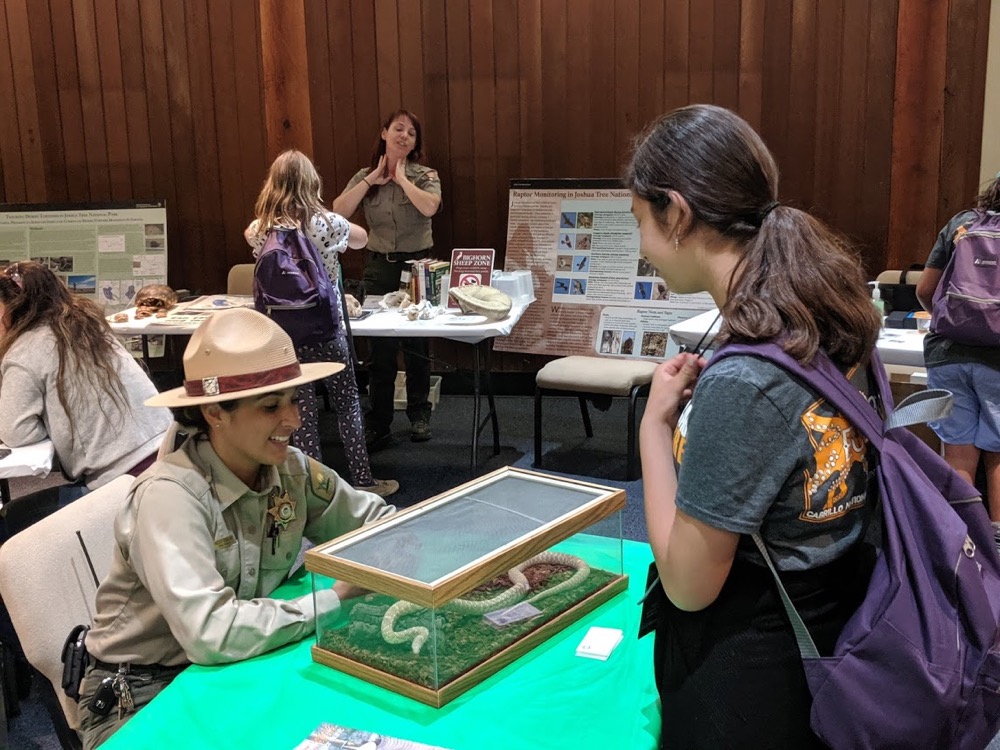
xmin=0 ymin=261 xmax=130 ymax=440
xmin=624 ymin=104 xmax=880 ymax=366
xmin=975 ymin=173 xmax=1000 ymax=212
xmin=369 ymin=109 xmax=424 ymax=170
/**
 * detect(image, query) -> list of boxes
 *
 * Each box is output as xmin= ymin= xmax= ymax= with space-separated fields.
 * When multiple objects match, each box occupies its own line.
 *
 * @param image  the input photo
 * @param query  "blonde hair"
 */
xmin=253 ymin=150 xmax=327 ymax=231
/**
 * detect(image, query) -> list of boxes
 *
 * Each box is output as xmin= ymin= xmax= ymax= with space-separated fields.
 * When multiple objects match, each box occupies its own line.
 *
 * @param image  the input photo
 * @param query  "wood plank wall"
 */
xmin=0 ymin=0 xmax=990 ymax=372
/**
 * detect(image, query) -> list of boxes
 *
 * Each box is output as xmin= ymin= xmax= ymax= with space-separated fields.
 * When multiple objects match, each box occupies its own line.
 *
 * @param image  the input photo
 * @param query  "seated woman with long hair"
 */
xmin=0 ymin=261 xmax=171 ymax=496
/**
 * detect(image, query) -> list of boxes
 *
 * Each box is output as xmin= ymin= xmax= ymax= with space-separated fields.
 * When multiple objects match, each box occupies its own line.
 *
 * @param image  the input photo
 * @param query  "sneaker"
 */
xmin=355 ymin=478 xmax=400 ymax=498
xmin=365 ymin=428 xmax=392 ymax=452
xmin=410 ymin=419 xmax=432 ymax=442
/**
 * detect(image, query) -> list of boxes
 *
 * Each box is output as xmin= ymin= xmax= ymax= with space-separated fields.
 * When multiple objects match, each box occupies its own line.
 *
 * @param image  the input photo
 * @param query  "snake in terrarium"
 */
xmin=380 ymin=551 xmax=591 ymax=655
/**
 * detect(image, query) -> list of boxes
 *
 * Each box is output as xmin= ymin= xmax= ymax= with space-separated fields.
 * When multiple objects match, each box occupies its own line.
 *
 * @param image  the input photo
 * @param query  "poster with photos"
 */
xmin=0 ymin=200 xmax=168 ymax=318
xmin=497 ymin=179 xmax=714 ymax=360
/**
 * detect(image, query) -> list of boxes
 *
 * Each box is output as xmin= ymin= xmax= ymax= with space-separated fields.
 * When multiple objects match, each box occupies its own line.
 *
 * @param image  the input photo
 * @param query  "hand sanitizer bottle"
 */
xmin=871 ymin=281 xmax=885 ymax=324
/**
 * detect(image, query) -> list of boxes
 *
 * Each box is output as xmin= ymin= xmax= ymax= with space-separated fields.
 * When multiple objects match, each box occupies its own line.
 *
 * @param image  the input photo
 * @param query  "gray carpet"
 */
xmin=4 ymin=392 xmax=649 ymax=748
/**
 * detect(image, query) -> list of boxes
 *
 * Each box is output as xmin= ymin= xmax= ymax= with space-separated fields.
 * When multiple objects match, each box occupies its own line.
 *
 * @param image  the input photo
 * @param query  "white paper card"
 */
xmin=575 ymin=626 xmax=624 ymax=661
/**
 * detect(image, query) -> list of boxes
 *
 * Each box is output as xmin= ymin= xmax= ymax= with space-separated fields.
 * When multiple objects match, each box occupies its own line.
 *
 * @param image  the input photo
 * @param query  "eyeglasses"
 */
xmin=4 ymin=263 xmax=22 ymax=291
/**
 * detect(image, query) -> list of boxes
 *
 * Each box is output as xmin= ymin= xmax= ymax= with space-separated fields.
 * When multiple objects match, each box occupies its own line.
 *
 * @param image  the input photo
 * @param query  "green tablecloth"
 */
xmin=102 ymin=540 xmax=659 ymax=750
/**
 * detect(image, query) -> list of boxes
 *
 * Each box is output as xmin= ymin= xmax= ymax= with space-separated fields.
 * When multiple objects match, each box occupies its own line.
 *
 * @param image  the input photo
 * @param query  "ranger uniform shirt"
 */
xmin=86 ymin=436 xmax=394 ymax=667
xmin=347 ymin=162 xmax=441 ymax=254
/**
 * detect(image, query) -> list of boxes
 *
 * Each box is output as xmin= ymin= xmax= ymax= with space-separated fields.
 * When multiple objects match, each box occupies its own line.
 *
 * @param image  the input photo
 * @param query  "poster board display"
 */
xmin=0 ymin=201 xmax=168 ymax=316
xmin=496 ymin=179 xmax=714 ymax=359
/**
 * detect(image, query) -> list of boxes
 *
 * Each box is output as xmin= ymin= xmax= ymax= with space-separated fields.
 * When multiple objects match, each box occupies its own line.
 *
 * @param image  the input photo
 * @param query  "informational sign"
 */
xmin=0 ymin=200 xmax=168 ymax=316
xmin=496 ymin=179 xmax=713 ymax=359
xmin=447 ymin=248 xmax=495 ymax=309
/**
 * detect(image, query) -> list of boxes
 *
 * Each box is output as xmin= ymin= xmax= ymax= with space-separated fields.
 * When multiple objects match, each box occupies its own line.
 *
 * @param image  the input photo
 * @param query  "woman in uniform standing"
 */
xmin=333 ymin=109 xmax=442 ymax=450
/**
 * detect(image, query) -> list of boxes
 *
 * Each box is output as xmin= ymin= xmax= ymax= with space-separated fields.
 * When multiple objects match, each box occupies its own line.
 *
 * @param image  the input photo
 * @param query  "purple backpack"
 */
xmin=711 ymin=342 xmax=1000 ymax=750
xmin=931 ymin=210 xmax=1000 ymax=346
xmin=253 ymin=228 xmax=339 ymax=347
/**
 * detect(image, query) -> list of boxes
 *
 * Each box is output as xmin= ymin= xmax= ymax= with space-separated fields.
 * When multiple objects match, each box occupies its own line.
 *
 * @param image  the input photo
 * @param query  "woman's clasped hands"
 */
xmin=643 ymin=352 xmax=707 ymax=432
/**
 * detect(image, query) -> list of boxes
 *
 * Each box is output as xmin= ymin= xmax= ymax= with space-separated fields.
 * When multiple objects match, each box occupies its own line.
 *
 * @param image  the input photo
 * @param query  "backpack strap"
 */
xmin=708 ymin=341 xmax=953 ymax=661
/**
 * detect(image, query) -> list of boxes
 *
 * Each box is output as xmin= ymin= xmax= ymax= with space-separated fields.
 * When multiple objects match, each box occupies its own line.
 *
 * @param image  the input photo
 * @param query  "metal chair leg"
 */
xmin=577 ymin=395 xmax=594 ymax=437
xmin=626 ymin=384 xmax=649 ymax=481
xmin=534 ymin=386 xmax=544 ymax=468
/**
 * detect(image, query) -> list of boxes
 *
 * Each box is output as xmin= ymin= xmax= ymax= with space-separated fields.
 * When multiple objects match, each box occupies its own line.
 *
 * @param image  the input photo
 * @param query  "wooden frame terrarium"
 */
xmin=305 ymin=466 xmax=627 ymax=707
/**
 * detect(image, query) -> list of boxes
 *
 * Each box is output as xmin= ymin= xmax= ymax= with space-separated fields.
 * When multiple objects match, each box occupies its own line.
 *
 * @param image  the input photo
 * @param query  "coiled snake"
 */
xmin=380 ymin=551 xmax=590 ymax=655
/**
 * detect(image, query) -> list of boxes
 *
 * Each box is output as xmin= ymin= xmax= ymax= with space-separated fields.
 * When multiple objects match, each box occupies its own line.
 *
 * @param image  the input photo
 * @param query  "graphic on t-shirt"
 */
xmin=799 ymin=401 xmax=869 ymax=522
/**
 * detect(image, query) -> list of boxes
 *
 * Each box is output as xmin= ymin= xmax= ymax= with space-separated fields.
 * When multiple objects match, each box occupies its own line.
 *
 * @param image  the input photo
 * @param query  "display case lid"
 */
xmin=305 ymin=467 xmax=625 ymax=607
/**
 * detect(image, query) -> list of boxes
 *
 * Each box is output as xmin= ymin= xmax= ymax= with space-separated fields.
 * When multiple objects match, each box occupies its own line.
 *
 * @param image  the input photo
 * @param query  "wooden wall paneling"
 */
xmin=539 ymin=0 xmax=567 ymax=177
xmin=397 ymin=0 xmax=426 ymax=118
xmin=516 ymin=0 xmax=543 ymax=179
xmin=759 ymin=0 xmax=792 ymax=188
xmin=346 ymin=0 xmax=381 ymax=169
xmin=207 ymin=0 xmax=250 ymax=273
xmin=25 ymin=0 xmax=69 ymax=201
xmin=781 ymin=0 xmax=817 ymax=206
xmin=687 ymin=0 xmax=714 ymax=103
xmin=636 ymin=0 xmax=665 ymax=131
xmin=857 ymin=0 xmax=898 ymax=275
xmin=445 ymin=0 xmax=476 ymax=247
xmin=116 ymin=0 xmax=154 ymax=201
xmin=562 ymin=0 xmax=589 ymax=177
xmin=940 ymin=0 xmax=986 ymax=226
xmin=809 ymin=0 xmax=844 ymax=222
xmin=832 ymin=0 xmax=868 ymax=250
xmin=6 ymin=0 xmax=46 ymax=202
xmin=230 ymin=1 xmax=266 ymax=208
xmin=493 ymin=0 xmax=521 ymax=262
xmin=93 ymin=0 xmax=132 ymax=200
xmin=737 ymin=0 xmax=765 ymax=130
xmin=588 ymin=0 xmax=617 ymax=176
xmin=321 ymin=0 xmax=360 ymax=190
xmin=0 ymin=1 xmax=25 ymax=203
xmin=964 ymin=0 xmax=991 ymax=195
xmin=304 ymin=0 xmax=334 ymax=182
xmin=49 ymin=0 xmax=90 ymax=202
xmin=373 ymin=0 xmax=401 ymax=120
xmin=887 ymin=0 xmax=949 ymax=271
xmin=712 ymin=0 xmax=741 ymax=112
xmin=160 ymin=0 xmax=201 ymax=288
xmin=260 ymin=0 xmax=313 ymax=159
xmin=183 ymin=0 xmax=226 ymax=290
xmin=443 ymin=0 xmax=474 ymax=371
xmin=614 ymin=0 xmax=641 ymax=167
xmin=137 ymin=0 xmax=178 ymax=217
xmin=421 ymin=0 xmax=453 ymax=256
xmin=303 ymin=0 xmax=336 ymax=217
xmin=662 ymin=0 xmax=690 ymax=112
xmin=470 ymin=0 xmax=499 ymax=251
xmin=71 ymin=0 xmax=111 ymax=199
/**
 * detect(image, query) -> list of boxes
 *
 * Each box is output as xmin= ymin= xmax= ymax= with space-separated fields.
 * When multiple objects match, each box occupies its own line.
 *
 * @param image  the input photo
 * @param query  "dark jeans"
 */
xmin=364 ymin=252 xmax=432 ymax=432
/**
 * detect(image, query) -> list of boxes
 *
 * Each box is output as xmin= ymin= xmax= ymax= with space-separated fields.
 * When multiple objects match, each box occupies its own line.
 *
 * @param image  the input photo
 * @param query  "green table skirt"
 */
xmin=103 ymin=540 xmax=659 ymax=750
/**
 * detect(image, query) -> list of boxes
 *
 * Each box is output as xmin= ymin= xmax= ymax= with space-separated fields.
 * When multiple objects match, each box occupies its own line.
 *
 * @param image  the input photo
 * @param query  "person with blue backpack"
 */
xmin=626 ymin=105 xmax=884 ymax=748
xmin=916 ymin=172 xmax=1000 ymax=545
xmin=246 ymin=150 xmax=398 ymax=498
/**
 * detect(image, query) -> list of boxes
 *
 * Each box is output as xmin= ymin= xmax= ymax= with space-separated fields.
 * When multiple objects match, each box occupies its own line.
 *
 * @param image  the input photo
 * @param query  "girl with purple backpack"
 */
xmin=916 ymin=172 xmax=1000 ymax=547
xmin=626 ymin=105 xmax=882 ymax=748
xmin=246 ymin=150 xmax=398 ymax=498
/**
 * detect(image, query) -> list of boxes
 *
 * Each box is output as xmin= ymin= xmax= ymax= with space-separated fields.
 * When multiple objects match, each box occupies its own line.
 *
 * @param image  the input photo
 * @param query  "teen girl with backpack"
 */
xmin=626 ymin=105 xmax=882 ymax=747
xmin=246 ymin=150 xmax=398 ymax=498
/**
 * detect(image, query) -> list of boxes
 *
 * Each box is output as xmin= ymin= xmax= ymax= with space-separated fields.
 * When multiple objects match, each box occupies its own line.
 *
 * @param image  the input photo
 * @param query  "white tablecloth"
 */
xmin=668 ymin=308 xmax=926 ymax=367
xmin=109 ymin=296 xmax=531 ymax=345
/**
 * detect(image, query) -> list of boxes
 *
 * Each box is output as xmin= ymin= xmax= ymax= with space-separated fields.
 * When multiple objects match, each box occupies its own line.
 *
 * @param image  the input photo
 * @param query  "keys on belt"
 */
xmin=87 ymin=665 xmax=135 ymax=718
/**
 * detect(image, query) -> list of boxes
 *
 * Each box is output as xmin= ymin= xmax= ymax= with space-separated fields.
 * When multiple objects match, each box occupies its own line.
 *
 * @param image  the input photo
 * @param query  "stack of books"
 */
xmin=404 ymin=259 xmax=451 ymax=305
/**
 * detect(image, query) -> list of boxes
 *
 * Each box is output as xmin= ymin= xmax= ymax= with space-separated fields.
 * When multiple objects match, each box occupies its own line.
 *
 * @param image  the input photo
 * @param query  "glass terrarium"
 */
xmin=305 ymin=466 xmax=627 ymax=707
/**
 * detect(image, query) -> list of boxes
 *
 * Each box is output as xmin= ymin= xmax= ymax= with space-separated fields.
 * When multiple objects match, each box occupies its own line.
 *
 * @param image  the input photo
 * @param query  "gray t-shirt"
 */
xmin=674 ymin=355 xmax=878 ymax=571
xmin=923 ymin=210 xmax=1000 ymax=370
